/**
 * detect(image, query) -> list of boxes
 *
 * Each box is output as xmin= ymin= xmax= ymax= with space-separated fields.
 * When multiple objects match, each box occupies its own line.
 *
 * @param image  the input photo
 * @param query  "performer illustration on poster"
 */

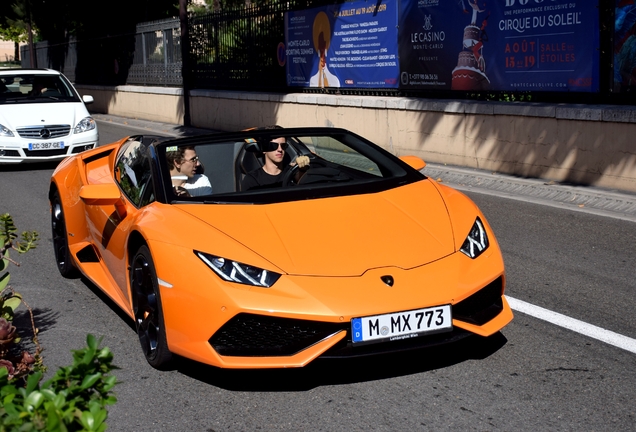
xmin=452 ymin=0 xmax=490 ymax=90
xmin=309 ymin=11 xmax=341 ymax=88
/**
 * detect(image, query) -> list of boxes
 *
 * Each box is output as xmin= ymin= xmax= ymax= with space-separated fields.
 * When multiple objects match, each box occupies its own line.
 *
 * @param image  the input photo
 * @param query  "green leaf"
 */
xmin=80 ymin=373 xmax=101 ymax=390
xmin=26 ymin=371 xmax=42 ymax=394
xmin=24 ymin=390 xmax=44 ymax=409
xmin=91 ymin=408 xmax=108 ymax=429
xmin=3 ymin=295 xmax=22 ymax=312
xmin=96 ymin=347 xmax=113 ymax=360
xmin=40 ymin=388 xmax=56 ymax=401
xmin=92 ymin=408 xmax=107 ymax=424
xmin=51 ymin=393 xmax=66 ymax=409
xmin=0 ymin=272 xmax=9 ymax=291
xmin=45 ymin=403 xmax=65 ymax=432
xmin=80 ymin=411 xmax=95 ymax=431
xmin=0 ymin=214 xmax=18 ymax=243
xmin=102 ymin=376 xmax=117 ymax=392
xmin=3 ymin=399 xmax=19 ymax=416
xmin=16 ymin=231 xmax=38 ymax=253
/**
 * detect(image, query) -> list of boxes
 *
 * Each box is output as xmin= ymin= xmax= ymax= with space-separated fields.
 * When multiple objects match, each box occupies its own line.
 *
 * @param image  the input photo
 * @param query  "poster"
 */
xmin=398 ymin=0 xmax=600 ymax=92
xmin=614 ymin=0 xmax=636 ymax=91
xmin=285 ymin=0 xmax=400 ymax=89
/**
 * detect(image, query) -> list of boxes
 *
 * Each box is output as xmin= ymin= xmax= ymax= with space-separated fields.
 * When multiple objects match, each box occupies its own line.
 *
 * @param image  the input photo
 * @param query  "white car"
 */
xmin=0 ymin=68 xmax=98 ymax=164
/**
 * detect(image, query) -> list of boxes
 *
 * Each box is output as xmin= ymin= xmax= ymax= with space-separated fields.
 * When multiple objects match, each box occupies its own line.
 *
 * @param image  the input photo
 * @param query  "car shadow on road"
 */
xmin=78 ymin=276 xmax=136 ymax=331
xmin=175 ymin=332 xmax=508 ymax=391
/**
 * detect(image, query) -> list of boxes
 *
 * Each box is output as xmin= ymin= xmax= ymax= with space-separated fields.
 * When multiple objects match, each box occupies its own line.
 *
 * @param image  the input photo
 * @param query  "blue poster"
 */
xmin=285 ymin=0 xmax=400 ymax=89
xmin=614 ymin=0 xmax=636 ymax=91
xmin=398 ymin=0 xmax=600 ymax=92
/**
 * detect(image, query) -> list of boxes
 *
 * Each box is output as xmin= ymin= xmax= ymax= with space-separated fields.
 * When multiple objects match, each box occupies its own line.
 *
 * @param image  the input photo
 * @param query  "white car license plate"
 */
xmin=28 ymin=141 xmax=64 ymax=151
xmin=351 ymin=305 xmax=452 ymax=344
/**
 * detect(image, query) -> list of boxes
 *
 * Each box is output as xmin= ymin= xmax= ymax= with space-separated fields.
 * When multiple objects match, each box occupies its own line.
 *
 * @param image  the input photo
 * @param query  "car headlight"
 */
xmin=460 ymin=217 xmax=489 ymax=259
xmin=196 ymin=251 xmax=281 ymax=287
xmin=74 ymin=117 xmax=96 ymax=134
xmin=0 ymin=124 xmax=14 ymax=137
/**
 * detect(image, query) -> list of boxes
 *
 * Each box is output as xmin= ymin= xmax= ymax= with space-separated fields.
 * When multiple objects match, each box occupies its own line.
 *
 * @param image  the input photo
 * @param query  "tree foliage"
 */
xmin=1 ymin=0 xmax=179 ymax=44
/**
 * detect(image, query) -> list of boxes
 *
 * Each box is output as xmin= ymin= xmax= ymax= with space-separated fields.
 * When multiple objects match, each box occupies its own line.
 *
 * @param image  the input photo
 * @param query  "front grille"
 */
xmin=17 ymin=125 xmax=71 ymax=139
xmin=23 ymin=148 xmax=68 ymax=157
xmin=452 ymin=277 xmax=504 ymax=325
xmin=210 ymin=313 xmax=345 ymax=357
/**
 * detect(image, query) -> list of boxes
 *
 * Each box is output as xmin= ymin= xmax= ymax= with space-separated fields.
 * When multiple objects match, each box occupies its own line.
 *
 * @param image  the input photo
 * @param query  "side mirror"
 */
xmin=399 ymin=155 xmax=426 ymax=171
xmin=80 ymin=184 xmax=127 ymax=218
xmin=82 ymin=95 xmax=94 ymax=105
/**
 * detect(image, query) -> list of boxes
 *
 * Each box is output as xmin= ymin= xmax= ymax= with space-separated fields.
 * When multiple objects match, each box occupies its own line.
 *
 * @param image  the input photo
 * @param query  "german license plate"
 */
xmin=28 ymin=141 xmax=64 ymax=150
xmin=351 ymin=305 xmax=452 ymax=344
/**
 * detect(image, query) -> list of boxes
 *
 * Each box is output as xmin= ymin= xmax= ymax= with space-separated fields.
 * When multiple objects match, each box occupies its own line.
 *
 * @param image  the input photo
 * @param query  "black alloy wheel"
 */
xmin=131 ymin=245 xmax=173 ymax=369
xmin=50 ymin=189 xmax=77 ymax=278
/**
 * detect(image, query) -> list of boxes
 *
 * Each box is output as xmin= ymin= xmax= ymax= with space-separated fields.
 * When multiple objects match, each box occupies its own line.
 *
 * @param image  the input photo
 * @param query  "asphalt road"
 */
xmin=0 ymin=120 xmax=634 ymax=431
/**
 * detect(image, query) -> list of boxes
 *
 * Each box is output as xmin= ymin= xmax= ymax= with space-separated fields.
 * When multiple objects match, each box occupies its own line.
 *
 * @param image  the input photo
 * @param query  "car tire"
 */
xmin=50 ymin=189 xmax=78 ymax=278
xmin=131 ymin=245 xmax=173 ymax=369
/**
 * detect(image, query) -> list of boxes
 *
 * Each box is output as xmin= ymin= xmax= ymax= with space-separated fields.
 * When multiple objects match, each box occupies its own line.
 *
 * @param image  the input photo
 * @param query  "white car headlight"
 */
xmin=74 ymin=117 xmax=96 ymax=134
xmin=0 ymin=124 xmax=14 ymax=137
xmin=460 ymin=217 xmax=489 ymax=259
xmin=196 ymin=251 xmax=281 ymax=287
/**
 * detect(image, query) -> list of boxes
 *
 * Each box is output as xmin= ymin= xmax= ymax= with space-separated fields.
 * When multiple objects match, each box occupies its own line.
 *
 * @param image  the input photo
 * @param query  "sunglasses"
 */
xmin=262 ymin=141 xmax=288 ymax=152
xmin=182 ymin=155 xmax=200 ymax=164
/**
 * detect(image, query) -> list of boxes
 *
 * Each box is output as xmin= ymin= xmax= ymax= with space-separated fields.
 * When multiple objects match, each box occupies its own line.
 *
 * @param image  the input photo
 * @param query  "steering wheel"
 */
xmin=282 ymin=157 xmax=323 ymax=187
xmin=281 ymin=164 xmax=301 ymax=187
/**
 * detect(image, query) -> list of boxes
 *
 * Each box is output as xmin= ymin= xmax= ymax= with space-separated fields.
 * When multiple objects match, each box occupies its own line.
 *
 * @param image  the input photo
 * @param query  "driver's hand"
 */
xmin=174 ymin=186 xmax=191 ymax=197
xmin=295 ymin=155 xmax=310 ymax=169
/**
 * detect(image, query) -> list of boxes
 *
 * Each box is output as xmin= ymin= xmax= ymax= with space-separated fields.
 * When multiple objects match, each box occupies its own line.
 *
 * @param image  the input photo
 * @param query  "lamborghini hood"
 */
xmin=181 ymin=180 xmax=455 ymax=276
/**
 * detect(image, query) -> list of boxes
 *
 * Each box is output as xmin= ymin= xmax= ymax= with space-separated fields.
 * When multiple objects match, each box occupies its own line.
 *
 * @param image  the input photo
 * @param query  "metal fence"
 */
xmin=21 ymin=17 xmax=183 ymax=86
xmin=189 ymin=3 xmax=288 ymax=91
xmin=21 ymin=39 xmax=78 ymax=82
xmin=129 ymin=18 xmax=182 ymax=86
xmin=20 ymin=2 xmax=329 ymax=91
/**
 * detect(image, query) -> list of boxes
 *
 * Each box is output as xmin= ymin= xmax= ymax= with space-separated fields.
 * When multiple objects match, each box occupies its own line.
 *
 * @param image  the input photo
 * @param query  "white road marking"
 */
xmin=506 ymin=296 xmax=636 ymax=354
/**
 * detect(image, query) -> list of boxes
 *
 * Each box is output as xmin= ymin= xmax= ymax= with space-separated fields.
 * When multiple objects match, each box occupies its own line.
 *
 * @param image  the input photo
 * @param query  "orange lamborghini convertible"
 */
xmin=49 ymin=127 xmax=512 ymax=370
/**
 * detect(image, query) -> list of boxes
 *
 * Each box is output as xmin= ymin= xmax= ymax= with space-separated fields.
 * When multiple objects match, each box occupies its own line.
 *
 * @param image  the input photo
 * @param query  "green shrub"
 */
xmin=0 ymin=334 xmax=118 ymax=431
xmin=0 ymin=214 xmax=118 ymax=430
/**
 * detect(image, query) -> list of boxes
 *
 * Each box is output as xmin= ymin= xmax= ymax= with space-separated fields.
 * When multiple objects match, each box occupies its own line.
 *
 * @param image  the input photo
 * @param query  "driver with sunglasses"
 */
xmin=166 ymin=145 xmax=213 ymax=197
xmin=241 ymin=137 xmax=310 ymax=191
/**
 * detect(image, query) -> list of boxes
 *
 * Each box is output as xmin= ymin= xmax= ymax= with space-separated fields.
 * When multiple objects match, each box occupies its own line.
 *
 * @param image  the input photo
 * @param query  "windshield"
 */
xmin=156 ymin=128 xmax=425 ymax=204
xmin=0 ymin=72 xmax=80 ymax=104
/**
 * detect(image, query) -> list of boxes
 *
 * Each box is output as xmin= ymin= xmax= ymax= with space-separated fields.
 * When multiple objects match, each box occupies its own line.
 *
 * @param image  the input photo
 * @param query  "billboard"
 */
xmin=284 ymin=0 xmax=600 ymax=93
xmin=614 ymin=0 xmax=636 ymax=92
xmin=399 ymin=0 xmax=600 ymax=92
xmin=399 ymin=0 xmax=599 ymax=92
xmin=285 ymin=0 xmax=400 ymax=89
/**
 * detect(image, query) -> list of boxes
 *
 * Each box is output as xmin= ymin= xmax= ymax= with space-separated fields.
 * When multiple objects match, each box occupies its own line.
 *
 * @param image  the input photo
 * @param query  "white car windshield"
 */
xmin=0 ymin=73 xmax=79 ymax=104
